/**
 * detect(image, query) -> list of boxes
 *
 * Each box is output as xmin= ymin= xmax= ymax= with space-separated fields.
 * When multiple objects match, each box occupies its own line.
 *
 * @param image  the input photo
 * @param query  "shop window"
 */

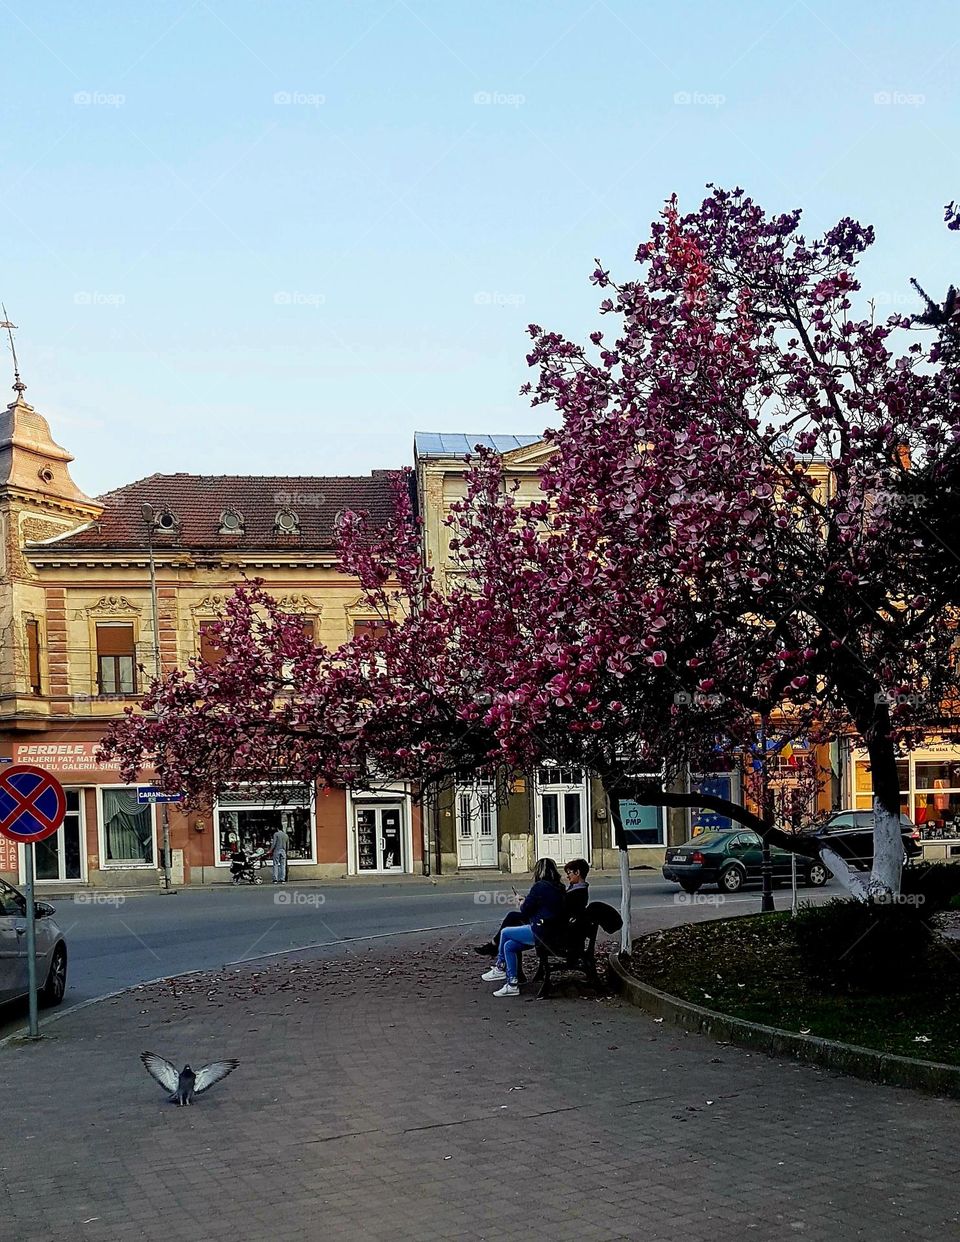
xmin=915 ymin=761 xmax=960 ymax=789
xmin=96 ymin=623 xmax=136 ymax=695
xmin=690 ymin=773 xmax=737 ymax=834
xmin=216 ymin=785 xmax=315 ymax=864
xmin=26 ymin=619 xmax=41 ymax=694
xmin=102 ymin=788 xmax=154 ymax=865
xmin=617 ymin=799 xmax=665 ymax=846
xmin=199 ymin=621 xmax=225 ymax=666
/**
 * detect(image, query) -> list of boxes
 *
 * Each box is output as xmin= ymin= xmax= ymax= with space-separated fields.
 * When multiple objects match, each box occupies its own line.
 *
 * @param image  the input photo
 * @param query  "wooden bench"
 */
xmin=525 ymin=901 xmax=623 ymax=999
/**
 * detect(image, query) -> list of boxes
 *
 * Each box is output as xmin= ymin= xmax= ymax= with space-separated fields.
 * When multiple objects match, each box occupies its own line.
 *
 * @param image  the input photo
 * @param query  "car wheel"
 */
xmin=678 ymin=880 xmax=701 ymax=894
xmin=806 ymin=862 xmax=829 ymax=887
xmin=719 ymin=865 xmax=745 ymax=893
xmin=39 ymin=944 xmax=67 ymax=1008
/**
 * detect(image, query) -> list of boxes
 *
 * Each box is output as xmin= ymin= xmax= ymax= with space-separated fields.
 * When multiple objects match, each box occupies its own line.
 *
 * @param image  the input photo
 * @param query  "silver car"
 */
xmin=0 ymin=878 xmax=68 ymax=1007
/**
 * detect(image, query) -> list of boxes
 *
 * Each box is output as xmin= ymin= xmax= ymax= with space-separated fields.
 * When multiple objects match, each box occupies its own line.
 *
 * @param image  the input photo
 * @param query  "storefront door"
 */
xmin=28 ymin=789 xmax=84 ymax=883
xmin=534 ymin=766 xmax=589 ymax=866
xmin=355 ymin=805 xmax=404 ymax=872
xmin=456 ymin=786 xmax=498 ymax=868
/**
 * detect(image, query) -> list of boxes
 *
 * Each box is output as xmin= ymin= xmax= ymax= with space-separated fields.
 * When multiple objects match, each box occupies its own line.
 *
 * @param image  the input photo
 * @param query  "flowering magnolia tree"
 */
xmin=103 ymin=187 xmax=960 ymax=950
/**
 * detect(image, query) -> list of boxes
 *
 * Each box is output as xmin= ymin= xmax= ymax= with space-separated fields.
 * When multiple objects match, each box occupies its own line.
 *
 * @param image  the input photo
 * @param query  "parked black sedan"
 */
xmin=662 ymin=830 xmax=830 ymax=894
xmin=809 ymin=809 xmax=921 ymax=870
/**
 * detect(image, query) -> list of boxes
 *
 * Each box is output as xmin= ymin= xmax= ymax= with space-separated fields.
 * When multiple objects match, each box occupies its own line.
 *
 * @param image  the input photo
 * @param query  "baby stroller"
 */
xmin=230 ymin=847 xmax=266 ymax=885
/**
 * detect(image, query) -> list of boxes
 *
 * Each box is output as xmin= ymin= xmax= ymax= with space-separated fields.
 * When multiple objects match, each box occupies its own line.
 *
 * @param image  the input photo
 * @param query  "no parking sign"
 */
xmin=0 ymin=764 xmax=66 ymax=1039
xmin=0 ymin=764 xmax=66 ymax=845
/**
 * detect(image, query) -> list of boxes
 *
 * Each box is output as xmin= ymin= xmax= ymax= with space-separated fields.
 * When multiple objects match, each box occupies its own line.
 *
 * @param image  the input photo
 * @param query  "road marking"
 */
xmin=222 ymin=920 xmax=488 ymax=966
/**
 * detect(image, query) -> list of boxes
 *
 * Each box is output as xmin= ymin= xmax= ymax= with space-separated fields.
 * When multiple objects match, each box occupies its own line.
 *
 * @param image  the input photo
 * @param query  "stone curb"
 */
xmin=608 ymin=944 xmax=960 ymax=1099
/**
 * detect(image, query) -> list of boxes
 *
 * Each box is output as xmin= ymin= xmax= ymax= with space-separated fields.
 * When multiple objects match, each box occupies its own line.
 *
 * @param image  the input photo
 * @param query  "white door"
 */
xmin=26 ymin=789 xmax=84 ymax=883
xmin=535 ymin=766 xmax=589 ymax=866
xmin=456 ymin=786 xmax=498 ymax=868
xmin=355 ymin=805 xmax=404 ymax=873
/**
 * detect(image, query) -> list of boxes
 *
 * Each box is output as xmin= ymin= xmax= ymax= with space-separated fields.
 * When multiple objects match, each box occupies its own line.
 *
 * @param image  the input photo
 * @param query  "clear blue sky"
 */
xmin=2 ymin=0 xmax=958 ymax=495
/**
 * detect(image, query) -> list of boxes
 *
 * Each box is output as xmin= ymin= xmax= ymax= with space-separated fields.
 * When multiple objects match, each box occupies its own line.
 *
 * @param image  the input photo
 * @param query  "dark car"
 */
xmin=662 ymin=830 xmax=830 ymax=894
xmin=811 ymin=809 xmax=921 ymax=871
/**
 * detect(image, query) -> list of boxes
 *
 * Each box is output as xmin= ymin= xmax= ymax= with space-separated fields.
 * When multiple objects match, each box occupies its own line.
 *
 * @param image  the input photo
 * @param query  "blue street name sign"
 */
xmin=137 ymin=788 xmax=184 ymax=804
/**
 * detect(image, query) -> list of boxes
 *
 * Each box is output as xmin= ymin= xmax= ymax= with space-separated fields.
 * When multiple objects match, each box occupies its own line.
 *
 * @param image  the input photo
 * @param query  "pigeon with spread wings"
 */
xmin=141 ymin=1051 xmax=239 ymax=1106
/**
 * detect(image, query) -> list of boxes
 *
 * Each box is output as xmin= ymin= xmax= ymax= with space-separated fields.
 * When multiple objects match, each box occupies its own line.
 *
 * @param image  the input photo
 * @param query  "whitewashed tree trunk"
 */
xmin=817 ymin=796 xmax=902 ymax=902
xmin=618 ymin=846 xmax=632 ymax=955
xmin=818 ymin=845 xmax=871 ymax=901
xmin=870 ymin=798 xmax=903 ymax=895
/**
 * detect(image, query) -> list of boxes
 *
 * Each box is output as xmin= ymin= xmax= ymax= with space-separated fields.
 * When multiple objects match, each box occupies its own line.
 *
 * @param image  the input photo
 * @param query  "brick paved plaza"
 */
xmin=3 ymin=930 xmax=959 ymax=1241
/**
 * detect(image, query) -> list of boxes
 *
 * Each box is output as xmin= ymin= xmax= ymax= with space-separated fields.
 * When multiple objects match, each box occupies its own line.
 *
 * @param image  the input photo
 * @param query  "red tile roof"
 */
xmin=39 ymin=471 xmax=399 ymax=552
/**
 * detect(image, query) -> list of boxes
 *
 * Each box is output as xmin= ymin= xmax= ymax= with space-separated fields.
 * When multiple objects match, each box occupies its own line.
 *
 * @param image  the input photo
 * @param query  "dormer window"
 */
xmin=275 ymin=509 xmax=300 ymax=534
xmin=219 ymin=509 xmax=245 ymax=535
xmin=153 ymin=509 xmax=179 ymax=532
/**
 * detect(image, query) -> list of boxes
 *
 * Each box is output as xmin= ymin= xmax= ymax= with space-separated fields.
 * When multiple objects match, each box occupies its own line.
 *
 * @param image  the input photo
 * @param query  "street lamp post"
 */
xmin=759 ymin=716 xmax=775 ymax=914
xmin=141 ymin=504 xmax=173 ymax=894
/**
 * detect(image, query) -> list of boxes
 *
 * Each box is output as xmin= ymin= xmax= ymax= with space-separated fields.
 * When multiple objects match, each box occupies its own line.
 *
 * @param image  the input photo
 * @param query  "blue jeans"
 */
xmin=499 ymin=925 xmax=535 ymax=983
xmin=273 ymin=851 xmax=286 ymax=883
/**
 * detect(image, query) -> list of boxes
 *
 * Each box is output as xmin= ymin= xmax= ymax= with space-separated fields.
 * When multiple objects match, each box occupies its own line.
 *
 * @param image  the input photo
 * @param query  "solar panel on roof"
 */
xmin=414 ymin=432 xmax=542 ymax=457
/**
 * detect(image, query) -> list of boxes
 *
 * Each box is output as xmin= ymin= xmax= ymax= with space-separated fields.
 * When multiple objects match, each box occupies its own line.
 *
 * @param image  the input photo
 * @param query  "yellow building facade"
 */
xmin=0 ymin=390 xmax=423 ymax=887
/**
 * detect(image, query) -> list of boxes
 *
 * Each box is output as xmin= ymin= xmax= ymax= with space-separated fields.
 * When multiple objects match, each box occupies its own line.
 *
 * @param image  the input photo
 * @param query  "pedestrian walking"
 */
xmin=270 ymin=825 xmax=290 ymax=883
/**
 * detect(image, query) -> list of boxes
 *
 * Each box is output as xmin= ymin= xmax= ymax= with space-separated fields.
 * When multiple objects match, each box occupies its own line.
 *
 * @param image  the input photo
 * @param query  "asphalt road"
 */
xmin=0 ymin=871 xmax=835 ymax=1038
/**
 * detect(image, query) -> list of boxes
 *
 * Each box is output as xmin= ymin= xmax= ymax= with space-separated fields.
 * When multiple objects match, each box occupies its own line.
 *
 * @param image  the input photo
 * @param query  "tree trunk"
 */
xmin=605 ymin=787 xmax=632 ymax=956
xmin=865 ymin=731 xmax=903 ymax=896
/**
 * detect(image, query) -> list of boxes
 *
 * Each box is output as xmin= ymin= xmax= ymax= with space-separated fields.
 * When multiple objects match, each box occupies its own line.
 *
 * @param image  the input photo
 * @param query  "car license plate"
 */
xmin=669 ymin=853 xmax=688 ymax=864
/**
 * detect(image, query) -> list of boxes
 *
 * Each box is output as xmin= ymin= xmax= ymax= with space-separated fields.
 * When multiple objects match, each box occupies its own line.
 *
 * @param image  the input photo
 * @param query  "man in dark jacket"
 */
xmin=562 ymin=858 xmax=590 ymax=917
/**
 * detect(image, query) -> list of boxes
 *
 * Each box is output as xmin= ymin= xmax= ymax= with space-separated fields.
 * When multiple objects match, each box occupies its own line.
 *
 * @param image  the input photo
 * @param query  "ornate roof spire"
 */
xmin=0 ymin=304 xmax=26 ymax=396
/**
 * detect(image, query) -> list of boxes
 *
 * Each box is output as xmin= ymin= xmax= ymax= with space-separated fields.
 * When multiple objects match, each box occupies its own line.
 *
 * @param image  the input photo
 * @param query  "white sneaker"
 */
xmin=493 ymin=982 xmax=520 ymax=997
xmin=481 ymin=966 xmax=506 ymax=982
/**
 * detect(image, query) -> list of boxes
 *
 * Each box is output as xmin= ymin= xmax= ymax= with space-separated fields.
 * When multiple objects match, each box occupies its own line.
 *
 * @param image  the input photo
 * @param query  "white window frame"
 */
xmin=534 ymin=764 xmax=590 ymax=854
xmin=212 ymin=781 xmax=318 ymax=867
xmin=97 ymin=784 xmax=157 ymax=869
xmin=21 ymin=786 xmax=88 ymax=885
xmin=455 ymin=780 xmax=498 ymax=866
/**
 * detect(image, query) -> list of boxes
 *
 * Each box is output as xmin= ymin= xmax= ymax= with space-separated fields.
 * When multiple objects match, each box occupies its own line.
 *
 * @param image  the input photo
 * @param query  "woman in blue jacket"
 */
xmin=482 ymin=858 xmax=565 ymax=997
